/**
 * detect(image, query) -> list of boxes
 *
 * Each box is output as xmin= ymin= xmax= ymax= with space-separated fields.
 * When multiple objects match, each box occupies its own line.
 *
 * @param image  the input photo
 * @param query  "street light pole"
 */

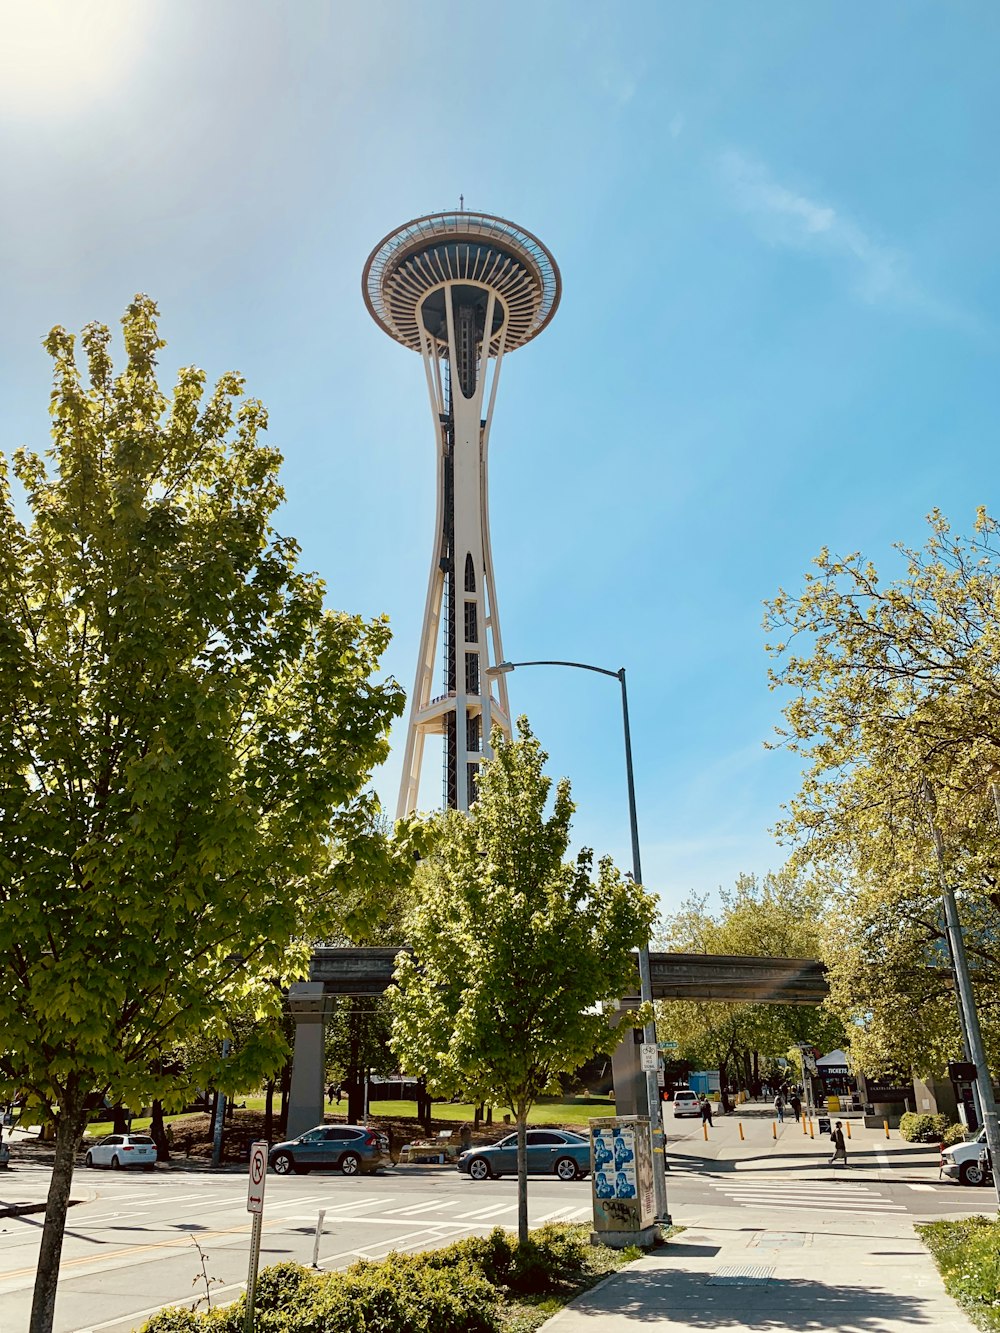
xmin=487 ymin=659 xmax=671 ymax=1224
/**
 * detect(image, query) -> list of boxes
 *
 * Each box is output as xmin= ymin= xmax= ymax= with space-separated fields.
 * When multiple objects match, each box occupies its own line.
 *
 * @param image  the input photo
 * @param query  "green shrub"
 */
xmin=139 ymin=1307 xmax=234 ymax=1332
xmin=942 ymin=1121 xmax=968 ymax=1147
xmin=899 ymin=1112 xmax=950 ymax=1143
xmin=139 ymin=1313 xmax=206 ymax=1333
xmin=302 ymin=1259 xmax=500 ymax=1333
xmin=139 ymin=1223 xmax=601 ymax=1333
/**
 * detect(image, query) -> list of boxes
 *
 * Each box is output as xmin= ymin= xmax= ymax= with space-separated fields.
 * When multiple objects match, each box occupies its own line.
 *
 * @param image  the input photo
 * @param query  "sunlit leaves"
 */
xmin=0 ymin=295 xmax=405 ymax=1118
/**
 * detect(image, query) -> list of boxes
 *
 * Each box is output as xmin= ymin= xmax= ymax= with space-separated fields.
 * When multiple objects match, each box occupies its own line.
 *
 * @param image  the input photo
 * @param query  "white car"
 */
xmin=85 ymin=1133 xmax=157 ymax=1170
xmin=671 ymin=1090 xmax=702 ymax=1118
xmin=940 ymin=1129 xmax=988 ymax=1186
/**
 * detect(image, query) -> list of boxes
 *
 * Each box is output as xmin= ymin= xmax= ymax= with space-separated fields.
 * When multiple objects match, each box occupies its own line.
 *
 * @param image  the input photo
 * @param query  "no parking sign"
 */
xmin=247 ymin=1140 xmax=268 ymax=1214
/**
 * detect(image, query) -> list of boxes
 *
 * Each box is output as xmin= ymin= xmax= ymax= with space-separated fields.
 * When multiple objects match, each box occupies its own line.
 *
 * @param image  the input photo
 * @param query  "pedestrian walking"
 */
xmin=829 ymin=1120 xmax=848 ymax=1166
xmin=790 ymin=1093 xmax=802 ymax=1122
xmin=700 ymin=1097 xmax=713 ymax=1127
xmin=773 ymin=1093 xmax=785 ymax=1123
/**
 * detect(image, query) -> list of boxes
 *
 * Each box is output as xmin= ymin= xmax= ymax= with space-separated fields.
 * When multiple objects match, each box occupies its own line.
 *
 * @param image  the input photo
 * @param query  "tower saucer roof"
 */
xmin=363 ymin=211 xmax=561 ymax=354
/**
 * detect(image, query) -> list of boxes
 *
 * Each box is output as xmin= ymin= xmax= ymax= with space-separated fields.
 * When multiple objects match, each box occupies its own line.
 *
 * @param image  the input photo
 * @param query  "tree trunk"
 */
xmin=264 ymin=1080 xmax=274 ymax=1142
xmin=719 ymin=1062 xmax=731 ymax=1114
xmin=149 ymin=1100 xmax=170 ymax=1162
xmin=516 ymin=1107 xmax=528 ymax=1245
xmin=111 ymin=1103 xmax=129 ymax=1134
xmin=30 ymin=1090 xmax=88 ymax=1333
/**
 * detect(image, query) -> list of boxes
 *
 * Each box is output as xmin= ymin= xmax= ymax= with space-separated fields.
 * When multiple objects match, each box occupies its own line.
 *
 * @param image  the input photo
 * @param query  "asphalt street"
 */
xmin=0 ymin=1114 xmax=991 ymax=1333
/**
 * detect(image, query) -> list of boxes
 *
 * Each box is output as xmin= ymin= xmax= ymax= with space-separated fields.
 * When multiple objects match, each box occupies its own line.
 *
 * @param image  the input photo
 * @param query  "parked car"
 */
xmin=457 ymin=1129 xmax=590 ymax=1181
xmin=84 ymin=1133 xmax=157 ymax=1170
xmin=940 ymin=1129 xmax=988 ymax=1186
xmin=268 ymin=1124 xmax=391 ymax=1176
xmin=671 ymin=1089 xmax=702 ymax=1118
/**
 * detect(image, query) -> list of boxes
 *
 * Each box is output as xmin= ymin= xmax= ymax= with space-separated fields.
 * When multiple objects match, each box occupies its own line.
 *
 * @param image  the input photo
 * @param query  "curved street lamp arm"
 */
xmin=499 ymin=658 xmax=622 ymax=681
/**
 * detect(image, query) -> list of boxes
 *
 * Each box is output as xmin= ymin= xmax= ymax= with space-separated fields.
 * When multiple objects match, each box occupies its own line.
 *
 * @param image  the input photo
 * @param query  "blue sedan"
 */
xmin=457 ymin=1129 xmax=590 ymax=1181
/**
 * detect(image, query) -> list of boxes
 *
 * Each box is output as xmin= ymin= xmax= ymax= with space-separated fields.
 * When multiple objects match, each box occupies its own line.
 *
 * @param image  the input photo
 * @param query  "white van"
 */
xmin=671 ymin=1089 xmax=702 ymax=1118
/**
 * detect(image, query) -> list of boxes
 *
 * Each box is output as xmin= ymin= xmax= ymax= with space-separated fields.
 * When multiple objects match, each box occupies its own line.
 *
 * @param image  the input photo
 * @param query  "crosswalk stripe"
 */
xmin=711 ymin=1195 xmax=905 ymax=1212
xmin=456 ymin=1201 xmax=515 ymax=1220
xmin=384 ymin=1199 xmax=448 ymax=1216
xmin=713 ymin=1199 xmax=906 ymax=1213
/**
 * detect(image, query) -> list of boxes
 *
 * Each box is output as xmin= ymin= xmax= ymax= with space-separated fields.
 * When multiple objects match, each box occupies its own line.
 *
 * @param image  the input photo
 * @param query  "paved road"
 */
xmin=0 ymin=1114 xmax=990 ymax=1332
xmin=0 ymin=1163 xmax=596 ymax=1332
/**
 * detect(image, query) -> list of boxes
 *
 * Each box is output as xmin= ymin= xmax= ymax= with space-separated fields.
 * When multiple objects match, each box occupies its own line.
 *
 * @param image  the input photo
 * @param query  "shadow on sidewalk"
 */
xmin=568 ymin=1266 xmax=943 ymax=1326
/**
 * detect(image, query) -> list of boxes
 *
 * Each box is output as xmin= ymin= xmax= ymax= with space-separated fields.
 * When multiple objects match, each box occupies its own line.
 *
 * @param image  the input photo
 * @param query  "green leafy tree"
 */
xmin=0 ymin=297 xmax=405 ymax=1333
xmin=764 ymin=509 xmax=1000 ymax=1077
xmin=656 ymin=872 xmax=844 ymax=1107
xmin=389 ymin=718 xmax=656 ymax=1242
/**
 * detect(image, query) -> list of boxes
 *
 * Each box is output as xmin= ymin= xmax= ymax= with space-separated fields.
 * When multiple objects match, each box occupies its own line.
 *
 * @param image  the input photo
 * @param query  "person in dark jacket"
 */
xmin=789 ymin=1093 xmax=802 ymax=1122
xmin=700 ymin=1097 xmax=713 ymax=1127
xmin=829 ymin=1121 xmax=848 ymax=1166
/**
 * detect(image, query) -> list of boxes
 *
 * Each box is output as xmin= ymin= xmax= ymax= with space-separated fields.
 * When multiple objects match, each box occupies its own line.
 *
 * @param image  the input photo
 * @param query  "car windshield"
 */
xmin=129 ymin=1136 xmax=154 ymax=1145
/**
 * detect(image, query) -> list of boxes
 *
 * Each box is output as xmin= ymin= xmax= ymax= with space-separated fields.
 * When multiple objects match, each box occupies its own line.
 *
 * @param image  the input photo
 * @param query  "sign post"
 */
xmin=244 ymin=1140 xmax=268 ymax=1332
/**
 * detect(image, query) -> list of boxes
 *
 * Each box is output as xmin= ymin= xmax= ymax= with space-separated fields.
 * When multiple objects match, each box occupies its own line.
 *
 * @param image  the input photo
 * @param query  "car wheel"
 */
xmin=960 ymin=1160 xmax=986 ymax=1186
xmin=85 ymin=1152 xmax=94 ymax=1168
xmin=271 ymin=1151 xmax=294 ymax=1176
xmin=340 ymin=1152 xmax=361 ymax=1177
xmin=111 ymin=1155 xmax=121 ymax=1170
xmin=555 ymin=1156 xmax=580 ymax=1182
xmin=467 ymin=1156 xmax=492 ymax=1181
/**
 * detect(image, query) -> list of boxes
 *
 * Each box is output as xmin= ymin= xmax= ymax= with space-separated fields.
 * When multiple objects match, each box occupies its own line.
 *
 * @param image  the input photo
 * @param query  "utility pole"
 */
xmin=926 ymin=803 xmax=1000 ymax=1209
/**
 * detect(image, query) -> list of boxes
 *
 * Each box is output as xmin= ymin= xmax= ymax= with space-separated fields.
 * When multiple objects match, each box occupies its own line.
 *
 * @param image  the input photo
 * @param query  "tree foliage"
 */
xmin=0 ymin=297 xmax=405 ymax=1331
xmin=655 ymin=870 xmax=844 ymax=1105
xmin=389 ymin=718 xmax=656 ymax=1240
xmin=764 ymin=509 xmax=1000 ymax=1076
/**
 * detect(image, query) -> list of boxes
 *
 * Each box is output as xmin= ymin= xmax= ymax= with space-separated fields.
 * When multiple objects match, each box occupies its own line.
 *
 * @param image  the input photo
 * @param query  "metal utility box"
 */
xmin=589 ymin=1116 xmax=657 ymax=1248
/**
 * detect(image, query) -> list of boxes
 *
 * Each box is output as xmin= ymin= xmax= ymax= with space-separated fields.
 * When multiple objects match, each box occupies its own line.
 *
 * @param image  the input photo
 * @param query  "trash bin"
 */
xmin=818 ymin=1116 xmax=831 ymax=1135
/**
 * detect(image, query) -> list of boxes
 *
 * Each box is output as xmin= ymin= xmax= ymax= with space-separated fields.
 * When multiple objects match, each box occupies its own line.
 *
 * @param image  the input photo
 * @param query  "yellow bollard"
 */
xmin=703 ymin=1121 xmax=709 ymax=1141
xmin=884 ymin=1120 xmax=890 ymax=1139
xmin=772 ymin=1121 xmax=777 ymax=1140
xmin=809 ymin=1119 xmax=814 ymax=1139
xmin=739 ymin=1122 xmax=745 ymax=1141
xmin=801 ymin=1116 xmax=807 ymax=1135
xmin=845 ymin=1121 xmax=852 ymax=1140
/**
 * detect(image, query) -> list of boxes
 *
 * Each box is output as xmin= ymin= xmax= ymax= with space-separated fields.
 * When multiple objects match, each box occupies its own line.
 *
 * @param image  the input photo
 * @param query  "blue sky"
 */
xmin=2 ymin=1 xmax=998 ymax=913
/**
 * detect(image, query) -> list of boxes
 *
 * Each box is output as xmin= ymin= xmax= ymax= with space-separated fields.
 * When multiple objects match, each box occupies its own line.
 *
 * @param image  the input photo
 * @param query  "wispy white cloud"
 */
xmin=719 ymin=149 xmax=964 ymax=322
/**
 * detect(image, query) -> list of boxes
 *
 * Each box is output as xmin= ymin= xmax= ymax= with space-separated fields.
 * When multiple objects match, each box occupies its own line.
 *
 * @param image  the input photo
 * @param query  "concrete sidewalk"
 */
xmin=543 ymin=1212 xmax=976 ymax=1332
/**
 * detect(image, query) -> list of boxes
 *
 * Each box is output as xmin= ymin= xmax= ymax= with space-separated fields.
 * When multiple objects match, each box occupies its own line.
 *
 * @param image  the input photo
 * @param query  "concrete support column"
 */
xmin=609 ymin=1005 xmax=649 ymax=1119
xmin=287 ymin=982 xmax=327 ymax=1139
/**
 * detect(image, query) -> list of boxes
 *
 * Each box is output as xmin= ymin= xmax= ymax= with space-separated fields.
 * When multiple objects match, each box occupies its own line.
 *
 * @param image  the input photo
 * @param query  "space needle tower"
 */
xmin=364 ymin=210 xmax=561 ymax=816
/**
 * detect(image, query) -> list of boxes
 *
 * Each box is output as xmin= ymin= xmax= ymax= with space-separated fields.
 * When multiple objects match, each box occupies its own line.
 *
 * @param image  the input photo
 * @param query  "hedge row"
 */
xmin=918 ymin=1216 xmax=1000 ymax=1330
xmin=140 ymin=1223 xmax=620 ymax=1333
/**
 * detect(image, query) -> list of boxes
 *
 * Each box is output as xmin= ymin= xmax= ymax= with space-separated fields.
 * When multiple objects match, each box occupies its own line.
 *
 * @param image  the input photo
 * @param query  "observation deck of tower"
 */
xmin=363 ymin=210 xmax=561 ymax=815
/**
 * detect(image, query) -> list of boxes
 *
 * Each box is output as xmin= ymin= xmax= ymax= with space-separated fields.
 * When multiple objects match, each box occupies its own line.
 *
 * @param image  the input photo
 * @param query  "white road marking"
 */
xmin=535 ymin=1206 xmax=576 ymax=1223
xmin=456 ymin=1201 xmax=516 ymax=1220
xmin=383 ymin=1199 xmax=449 ymax=1216
xmin=908 ymin=1184 xmax=935 ymax=1191
xmin=877 ymin=1153 xmax=891 ymax=1167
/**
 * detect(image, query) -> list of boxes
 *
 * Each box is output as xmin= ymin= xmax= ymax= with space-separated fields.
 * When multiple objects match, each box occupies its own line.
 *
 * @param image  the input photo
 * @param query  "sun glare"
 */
xmin=0 ymin=0 xmax=151 ymax=114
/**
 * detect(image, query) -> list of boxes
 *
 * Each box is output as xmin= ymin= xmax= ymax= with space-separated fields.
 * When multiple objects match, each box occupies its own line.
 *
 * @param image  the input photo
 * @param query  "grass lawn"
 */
xmin=84 ymin=1095 xmax=617 ymax=1141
